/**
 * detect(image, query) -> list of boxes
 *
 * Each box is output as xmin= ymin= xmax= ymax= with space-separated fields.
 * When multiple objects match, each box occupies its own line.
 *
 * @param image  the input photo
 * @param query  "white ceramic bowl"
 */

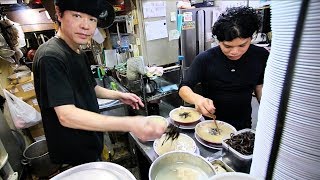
xmin=169 ymin=106 xmax=202 ymax=125
xmin=153 ymin=133 xmax=197 ymax=156
xmin=145 ymin=116 xmax=169 ymax=141
xmin=195 ymin=120 xmax=236 ymax=144
xmin=146 ymin=115 xmax=168 ymax=127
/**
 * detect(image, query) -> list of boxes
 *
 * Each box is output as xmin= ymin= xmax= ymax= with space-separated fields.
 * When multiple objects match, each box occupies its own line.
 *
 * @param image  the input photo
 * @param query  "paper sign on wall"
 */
xmin=143 ymin=1 xmax=166 ymax=18
xmin=183 ymin=12 xmax=193 ymax=22
xmin=145 ymin=20 xmax=168 ymax=41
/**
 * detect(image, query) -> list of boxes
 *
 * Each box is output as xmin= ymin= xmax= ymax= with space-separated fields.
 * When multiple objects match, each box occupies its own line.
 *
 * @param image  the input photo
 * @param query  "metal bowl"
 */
xmin=149 ymin=151 xmax=216 ymax=180
xmin=51 ymin=162 xmax=136 ymax=180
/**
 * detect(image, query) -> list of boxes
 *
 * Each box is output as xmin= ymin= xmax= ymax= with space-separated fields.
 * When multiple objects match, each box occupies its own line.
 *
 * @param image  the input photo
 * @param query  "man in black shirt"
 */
xmin=33 ymin=0 xmax=166 ymax=165
xmin=179 ymin=6 xmax=269 ymax=130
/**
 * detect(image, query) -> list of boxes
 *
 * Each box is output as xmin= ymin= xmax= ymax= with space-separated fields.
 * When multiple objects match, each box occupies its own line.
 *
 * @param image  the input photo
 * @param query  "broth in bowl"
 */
xmin=170 ymin=107 xmax=202 ymax=125
xmin=146 ymin=115 xmax=168 ymax=127
xmin=153 ymin=133 xmax=197 ymax=156
xmin=144 ymin=116 xmax=168 ymax=141
xmin=195 ymin=121 xmax=236 ymax=144
xmin=149 ymin=151 xmax=216 ymax=180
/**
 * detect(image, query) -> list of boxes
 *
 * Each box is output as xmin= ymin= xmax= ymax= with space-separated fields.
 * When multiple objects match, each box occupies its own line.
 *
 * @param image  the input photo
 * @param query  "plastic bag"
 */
xmin=3 ymin=89 xmax=41 ymax=129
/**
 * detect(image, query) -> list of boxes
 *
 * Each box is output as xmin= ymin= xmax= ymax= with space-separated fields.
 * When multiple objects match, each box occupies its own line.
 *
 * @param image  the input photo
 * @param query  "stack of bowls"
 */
xmin=251 ymin=1 xmax=320 ymax=179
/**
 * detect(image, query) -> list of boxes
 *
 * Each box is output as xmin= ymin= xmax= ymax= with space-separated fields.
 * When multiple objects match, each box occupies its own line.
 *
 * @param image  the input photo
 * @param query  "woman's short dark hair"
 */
xmin=212 ymin=6 xmax=261 ymax=42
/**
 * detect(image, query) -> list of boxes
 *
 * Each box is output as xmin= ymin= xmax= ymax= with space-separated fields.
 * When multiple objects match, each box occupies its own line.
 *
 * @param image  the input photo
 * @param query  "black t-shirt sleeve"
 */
xmin=179 ymin=54 xmax=206 ymax=89
xmin=256 ymin=48 xmax=269 ymax=85
xmin=39 ymin=56 xmax=74 ymax=108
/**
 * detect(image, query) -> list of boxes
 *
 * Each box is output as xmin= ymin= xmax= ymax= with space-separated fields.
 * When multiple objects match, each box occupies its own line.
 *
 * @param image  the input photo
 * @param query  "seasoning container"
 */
xmin=221 ymin=129 xmax=255 ymax=173
xmin=211 ymin=159 xmax=235 ymax=174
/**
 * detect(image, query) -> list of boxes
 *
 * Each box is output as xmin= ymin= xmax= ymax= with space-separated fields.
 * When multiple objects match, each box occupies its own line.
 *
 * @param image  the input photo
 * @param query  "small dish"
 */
xmin=210 ymin=159 xmax=235 ymax=174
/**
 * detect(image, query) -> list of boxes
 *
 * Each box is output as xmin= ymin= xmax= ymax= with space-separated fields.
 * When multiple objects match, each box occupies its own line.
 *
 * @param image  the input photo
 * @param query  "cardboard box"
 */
xmin=28 ymin=122 xmax=45 ymax=140
xmin=7 ymin=71 xmax=32 ymax=85
xmin=26 ymin=97 xmax=41 ymax=112
xmin=6 ymin=80 xmax=36 ymax=101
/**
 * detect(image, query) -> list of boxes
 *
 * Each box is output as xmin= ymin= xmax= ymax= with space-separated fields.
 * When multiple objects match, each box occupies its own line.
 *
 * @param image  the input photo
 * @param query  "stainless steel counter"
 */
xmin=128 ymin=128 xmax=223 ymax=164
xmin=128 ymin=125 xmax=250 ymax=177
xmin=97 ymin=76 xmax=128 ymax=112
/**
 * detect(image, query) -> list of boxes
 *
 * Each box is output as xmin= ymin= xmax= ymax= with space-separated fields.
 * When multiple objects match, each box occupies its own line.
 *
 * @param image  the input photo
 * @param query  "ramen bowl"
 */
xmin=169 ymin=107 xmax=202 ymax=125
xmin=195 ymin=120 xmax=236 ymax=144
xmin=144 ymin=116 xmax=169 ymax=141
xmin=146 ymin=115 xmax=168 ymax=128
xmin=149 ymin=151 xmax=216 ymax=180
xmin=153 ymin=133 xmax=197 ymax=156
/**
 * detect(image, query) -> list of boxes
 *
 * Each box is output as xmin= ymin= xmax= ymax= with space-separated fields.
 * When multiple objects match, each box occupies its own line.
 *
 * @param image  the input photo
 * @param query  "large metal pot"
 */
xmin=22 ymin=139 xmax=60 ymax=178
xmin=51 ymin=162 xmax=136 ymax=180
xmin=149 ymin=151 xmax=216 ymax=180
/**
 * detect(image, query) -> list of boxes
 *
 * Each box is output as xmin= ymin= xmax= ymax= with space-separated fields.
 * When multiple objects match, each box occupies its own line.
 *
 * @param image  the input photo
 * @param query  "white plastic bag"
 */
xmin=3 ymin=89 xmax=41 ymax=129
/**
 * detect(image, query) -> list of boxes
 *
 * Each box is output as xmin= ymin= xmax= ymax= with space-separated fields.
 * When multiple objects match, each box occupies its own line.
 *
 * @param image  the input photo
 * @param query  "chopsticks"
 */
xmin=208 ymin=114 xmax=221 ymax=135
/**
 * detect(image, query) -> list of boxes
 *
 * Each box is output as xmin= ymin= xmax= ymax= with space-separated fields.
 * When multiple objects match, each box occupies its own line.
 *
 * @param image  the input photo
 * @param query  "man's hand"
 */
xmin=194 ymin=96 xmax=216 ymax=118
xmin=130 ymin=116 xmax=166 ymax=141
xmin=119 ymin=92 xmax=144 ymax=110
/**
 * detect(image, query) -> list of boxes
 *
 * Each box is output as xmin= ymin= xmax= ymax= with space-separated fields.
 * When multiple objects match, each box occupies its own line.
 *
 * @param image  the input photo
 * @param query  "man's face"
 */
xmin=57 ymin=10 xmax=97 ymax=47
xmin=219 ymin=37 xmax=251 ymax=60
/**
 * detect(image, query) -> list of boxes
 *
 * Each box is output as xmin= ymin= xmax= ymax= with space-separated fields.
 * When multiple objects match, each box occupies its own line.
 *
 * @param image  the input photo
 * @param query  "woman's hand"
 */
xmin=119 ymin=92 xmax=144 ymax=110
xmin=194 ymin=96 xmax=216 ymax=118
xmin=130 ymin=116 xmax=166 ymax=141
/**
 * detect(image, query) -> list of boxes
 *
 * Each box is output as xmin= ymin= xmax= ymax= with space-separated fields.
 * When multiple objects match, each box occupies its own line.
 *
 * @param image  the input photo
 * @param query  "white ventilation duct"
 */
xmin=250 ymin=0 xmax=320 ymax=179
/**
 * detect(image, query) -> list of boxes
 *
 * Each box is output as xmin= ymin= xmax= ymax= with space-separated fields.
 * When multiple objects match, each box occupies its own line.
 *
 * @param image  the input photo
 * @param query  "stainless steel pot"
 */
xmin=22 ymin=139 xmax=60 ymax=178
xmin=51 ymin=162 xmax=136 ymax=180
xmin=149 ymin=151 xmax=216 ymax=180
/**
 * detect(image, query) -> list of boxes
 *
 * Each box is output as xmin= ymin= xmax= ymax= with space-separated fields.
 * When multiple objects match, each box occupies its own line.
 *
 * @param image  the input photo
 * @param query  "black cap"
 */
xmin=54 ymin=0 xmax=115 ymax=28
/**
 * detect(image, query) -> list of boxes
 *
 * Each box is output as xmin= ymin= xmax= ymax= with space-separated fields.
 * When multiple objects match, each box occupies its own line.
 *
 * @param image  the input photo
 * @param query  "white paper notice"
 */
xmin=169 ymin=29 xmax=180 ymax=41
xmin=145 ymin=20 xmax=168 ymax=41
xmin=143 ymin=1 xmax=166 ymax=18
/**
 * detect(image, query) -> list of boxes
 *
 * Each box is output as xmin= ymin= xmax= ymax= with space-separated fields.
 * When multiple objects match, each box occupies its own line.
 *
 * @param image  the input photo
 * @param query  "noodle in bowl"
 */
xmin=169 ymin=107 xmax=202 ymax=125
xmin=195 ymin=120 xmax=236 ymax=144
xmin=153 ymin=133 xmax=197 ymax=156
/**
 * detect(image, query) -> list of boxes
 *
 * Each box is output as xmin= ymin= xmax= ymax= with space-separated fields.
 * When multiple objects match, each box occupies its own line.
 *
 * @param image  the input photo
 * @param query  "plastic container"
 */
xmin=210 ymin=159 xmax=234 ymax=174
xmin=221 ymin=129 xmax=255 ymax=173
